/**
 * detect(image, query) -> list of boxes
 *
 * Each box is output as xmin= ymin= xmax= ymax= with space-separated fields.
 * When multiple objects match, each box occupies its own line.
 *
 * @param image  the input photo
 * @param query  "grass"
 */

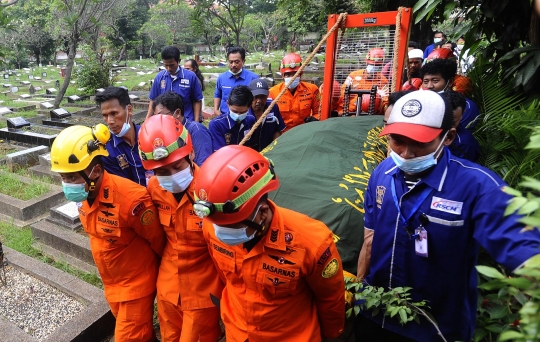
xmin=0 ymin=171 xmax=51 ymax=200
xmin=0 ymin=220 xmax=103 ymax=289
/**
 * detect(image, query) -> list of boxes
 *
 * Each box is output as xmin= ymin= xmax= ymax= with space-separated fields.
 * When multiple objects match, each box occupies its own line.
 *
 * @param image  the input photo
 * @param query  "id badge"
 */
xmin=415 ymin=227 xmax=428 ymax=257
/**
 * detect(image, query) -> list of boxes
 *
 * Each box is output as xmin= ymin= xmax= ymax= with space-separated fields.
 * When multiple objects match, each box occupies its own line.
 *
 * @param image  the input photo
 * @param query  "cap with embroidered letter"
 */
xmin=380 ymin=90 xmax=453 ymax=143
xmin=248 ymin=78 xmax=269 ymax=97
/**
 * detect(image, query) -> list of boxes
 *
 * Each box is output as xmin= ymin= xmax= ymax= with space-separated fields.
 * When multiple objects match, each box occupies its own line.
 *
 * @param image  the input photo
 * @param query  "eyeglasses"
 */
xmin=139 ymin=129 xmax=188 ymax=161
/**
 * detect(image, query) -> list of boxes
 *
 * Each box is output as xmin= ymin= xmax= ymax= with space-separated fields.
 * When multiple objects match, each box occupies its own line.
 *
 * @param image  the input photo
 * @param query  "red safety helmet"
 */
xmin=402 ymin=78 xmax=423 ymax=91
xmin=280 ymin=53 xmax=302 ymax=74
xmin=366 ymin=48 xmax=385 ymax=65
xmin=426 ymin=48 xmax=453 ymax=62
xmin=138 ymin=114 xmax=193 ymax=170
xmin=193 ymin=145 xmax=279 ymax=225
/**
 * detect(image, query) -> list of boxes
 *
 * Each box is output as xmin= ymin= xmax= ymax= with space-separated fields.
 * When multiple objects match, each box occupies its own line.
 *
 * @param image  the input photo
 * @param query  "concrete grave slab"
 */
xmin=40 ymin=102 xmax=53 ymax=109
xmin=19 ymin=94 xmax=31 ymax=99
xmin=6 ymin=145 xmax=49 ymax=170
xmin=0 ymin=128 xmax=57 ymax=147
xmin=0 ymin=106 xmax=12 ymax=115
xmin=46 ymin=201 xmax=82 ymax=231
xmin=2 ymin=246 xmax=114 ymax=342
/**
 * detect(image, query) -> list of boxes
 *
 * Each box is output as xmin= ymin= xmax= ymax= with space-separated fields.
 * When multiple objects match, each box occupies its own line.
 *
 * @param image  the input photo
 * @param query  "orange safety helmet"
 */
xmin=402 ymin=78 xmax=423 ymax=91
xmin=193 ymin=145 xmax=279 ymax=225
xmin=426 ymin=48 xmax=454 ymax=62
xmin=280 ymin=53 xmax=302 ymax=74
xmin=452 ymin=74 xmax=473 ymax=97
xmin=366 ymin=48 xmax=385 ymax=65
xmin=138 ymin=114 xmax=193 ymax=170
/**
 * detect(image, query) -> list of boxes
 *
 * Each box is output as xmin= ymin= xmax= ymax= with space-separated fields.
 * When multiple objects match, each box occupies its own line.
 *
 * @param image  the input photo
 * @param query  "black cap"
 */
xmin=248 ymin=78 xmax=269 ymax=96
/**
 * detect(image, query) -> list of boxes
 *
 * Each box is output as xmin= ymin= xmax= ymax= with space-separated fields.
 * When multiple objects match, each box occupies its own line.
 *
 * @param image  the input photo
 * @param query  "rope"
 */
xmin=391 ymin=7 xmax=403 ymax=93
xmin=239 ymin=12 xmax=348 ymax=146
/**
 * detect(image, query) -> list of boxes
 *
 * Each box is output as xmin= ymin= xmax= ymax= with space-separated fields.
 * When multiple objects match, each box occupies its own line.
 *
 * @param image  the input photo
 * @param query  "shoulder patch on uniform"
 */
xmin=140 ymin=209 xmax=155 ymax=225
xmin=270 ymin=229 xmax=278 ymax=243
xmin=322 ymin=258 xmax=339 ymax=278
xmin=132 ymin=202 xmax=146 ymax=216
xmin=103 ymin=187 xmax=109 ymax=199
xmin=317 ymin=247 xmax=332 ymax=267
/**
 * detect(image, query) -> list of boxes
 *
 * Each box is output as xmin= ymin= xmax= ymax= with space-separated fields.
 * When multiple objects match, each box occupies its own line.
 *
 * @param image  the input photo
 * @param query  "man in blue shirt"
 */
xmin=213 ymin=46 xmax=259 ymax=115
xmin=147 ymin=46 xmax=203 ymax=122
xmin=152 ymin=91 xmax=213 ymax=166
xmin=96 ymin=86 xmax=147 ymax=186
xmin=247 ymin=78 xmax=285 ymax=152
xmin=442 ymin=90 xmax=480 ymax=162
xmin=423 ymin=31 xmax=446 ymax=59
xmin=356 ymin=90 xmax=540 ymax=342
xmin=209 ymin=85 xmax=256 ymax=151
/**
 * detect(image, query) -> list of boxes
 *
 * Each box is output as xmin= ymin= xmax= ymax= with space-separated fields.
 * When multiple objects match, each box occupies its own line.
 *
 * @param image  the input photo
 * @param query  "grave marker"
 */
xmin=19 ymin=94 xmax=31 ymax=99
xmin=137 ymin=82 xmax=146 ymax=87
xmin=42 ymin=72 xmax=47 ymax=77
xmin=6 ymin=117 xmax=30 ymax=130
xmin=34 ymin=86 xmax=42 ymax=92
xmin=50 ymin=108 xmax=71 ymax=119
xmin=3 ymin=74 xmax=8 ymax=79
xmin=0 ymin=107 xmax=12 ymax=115
xmin=55 ymin=80 xmax=60 ymax=87
xmin=129 ymin=94 xmax=140 ymax=101
xmin=46 ymin=88 xmax=57 ymax=94
xmin=35 ymin=76 xmax=42 ymax=80
xmin=67 ymin=95 xmax=81 ymax=103
xmin=29 ymin=85 xmax=35 ymax=94
xmin=40 ymin=102 xmax=53 ymax=109
xmin=10 ymin=86 xmax=18 ymax=93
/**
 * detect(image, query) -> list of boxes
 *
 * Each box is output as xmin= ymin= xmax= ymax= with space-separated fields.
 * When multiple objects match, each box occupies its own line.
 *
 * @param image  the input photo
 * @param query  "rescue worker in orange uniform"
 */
xmin=269 ymin=53 xmax=320 ymax=131
xmin=342 ymin=47 xmax=388 ymax=115
xmin=193 ymin=145 xmax=345 ymax=342
xmin=138 ymin=115 xmax=224 ymax=342
xmin=50 ymin=124 xmax=165 ymax=342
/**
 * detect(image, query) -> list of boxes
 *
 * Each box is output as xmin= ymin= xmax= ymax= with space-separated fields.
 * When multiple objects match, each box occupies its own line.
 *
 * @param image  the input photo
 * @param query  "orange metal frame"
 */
xmin=321 ymin=9 xmax=413 ymax=120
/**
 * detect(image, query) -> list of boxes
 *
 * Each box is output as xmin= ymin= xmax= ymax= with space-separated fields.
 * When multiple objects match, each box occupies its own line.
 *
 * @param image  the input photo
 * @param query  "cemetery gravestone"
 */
xmin=7 ymin=117 xmax=30 ymax=130
xmin=0 ymin=107 xmax=12 ymax=115
xmin=29 ymin=85 xmax=35 ymax=94
xmin=42 ymin=72 xmax=47 ymax=77
xmin=40 ymin=102 xmax=53 ymax=109
xmin=10 ymin=86 xmax=18 ymax=93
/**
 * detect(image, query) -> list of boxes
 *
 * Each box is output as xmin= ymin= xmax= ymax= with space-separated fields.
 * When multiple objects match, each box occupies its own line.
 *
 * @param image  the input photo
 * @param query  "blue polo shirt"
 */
xmin=214 ymin=69 xmax=260 ymax=114
xmin=149 ymin=68 xmax=203 ymax=121
xmin=460 ymin=97 xmax=479 ymax=130
xmin=208 ymin=113 xmax=256 ymax=151
xmin=423 ymin=44 xmax=436 ymax=59
xmin=450 ymin=125 xmax=480 ymax=162
xmin=181 ymin=117 xmax=213 ymax=166
xmin=103 ymin=124 xmax=146 ymax=186
xmin=363 ymin=149 xmax=540 ymax=341
xmin=247 ymin=100 xmax=286 ymax=152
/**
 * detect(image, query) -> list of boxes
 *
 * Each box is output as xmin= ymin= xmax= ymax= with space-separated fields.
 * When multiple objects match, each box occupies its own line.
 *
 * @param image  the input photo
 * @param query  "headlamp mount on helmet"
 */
xmin=139 ymin=128 xmax=189 ymax=162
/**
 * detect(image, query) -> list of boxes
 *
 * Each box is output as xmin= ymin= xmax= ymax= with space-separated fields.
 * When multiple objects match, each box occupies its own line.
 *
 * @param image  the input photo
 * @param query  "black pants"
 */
xmin=355 ymin=315 xmax=416 ymax=342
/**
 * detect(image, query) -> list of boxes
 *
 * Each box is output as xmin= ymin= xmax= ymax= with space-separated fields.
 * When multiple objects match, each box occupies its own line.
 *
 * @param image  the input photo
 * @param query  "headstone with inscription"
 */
xmin=7 ymin=116 xmax=31 ymax=130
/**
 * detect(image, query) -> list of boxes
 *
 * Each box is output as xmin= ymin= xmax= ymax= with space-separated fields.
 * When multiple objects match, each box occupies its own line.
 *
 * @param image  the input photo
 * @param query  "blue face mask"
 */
xmin=62 ymin=182 xmax=89 ymax=203
xmin=114 ymin=106 xmax=131 ymax=138
xmin=213 ymin=206 xmax=262 ymax=246
xmin=390 ymin=133 xmax=447 ymax=174
xmin=156 ymin=167 xmax=193 ymax=193
xmin=229 ymin=110 xmax=248 ymax=122
xmin=284 ymin=77 xmax=300 ymax=90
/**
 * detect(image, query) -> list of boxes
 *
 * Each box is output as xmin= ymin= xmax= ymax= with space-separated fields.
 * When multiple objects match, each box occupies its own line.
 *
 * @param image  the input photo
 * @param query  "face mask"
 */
xmin=213 ymin=205 xmax=262 ymax=246
xmin=456 ymin=44 xmax=464 ymax=51
xmin=366 ymin=65 xmax=379 ymax=73
xmin=229 ymin=68 xmax=243 ymax=76
xmin=284 ymin=77 xmax=300 ymax=89
xmin=62 ymin=182 xmax=89 ymax=202
xmin=436 ymin=81 xmax=450 ymax=94
xmin=157 ymin=166 xmax=193 ymax=193
xmin=434 ymin=38 xmax=442 ymax=44
xmin=114 ymin=106 xmax=131 ymax=138
xmin=229 ymin=110 xmax=248 ymax=122
xmin=390 ymin=133 xmax=447 ymax=174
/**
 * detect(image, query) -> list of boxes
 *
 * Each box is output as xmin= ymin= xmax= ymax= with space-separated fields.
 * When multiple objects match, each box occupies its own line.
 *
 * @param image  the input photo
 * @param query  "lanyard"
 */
xmin=391 ymin=177 xmax=432 ymax=227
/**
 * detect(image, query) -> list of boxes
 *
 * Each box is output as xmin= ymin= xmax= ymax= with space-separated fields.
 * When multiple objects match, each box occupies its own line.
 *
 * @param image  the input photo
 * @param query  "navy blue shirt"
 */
xmin=247 ymin=100 xmax=286 ymax=152
xmin=423 ymin=44 xmax=436 ymax=59
xmin=208 ymin=113 xmax=256 ymax=151
xmin=181 ymin=117 xmax=213 ymax=166
xmin=103 ymin=124 xmax=146 ymax=186
xmin=460 ymin=97 xmax=479 ymax=130
xmin=149 ymin=68 xmax=203 ymax=121
xmin=363 ymin=149 xmax=540 ymax=341
xmin=450 ymin=125 xmax=480 ymax=162
xmin=214 ymin=69 xmax=259 ymax=114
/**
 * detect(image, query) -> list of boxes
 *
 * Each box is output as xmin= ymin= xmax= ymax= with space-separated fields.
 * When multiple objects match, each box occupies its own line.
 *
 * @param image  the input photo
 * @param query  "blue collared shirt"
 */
xmin=450 ymin=125 xmax=480 ymax=162
xmin=247 ymin=100 xmax=286 ymax=152
xmin=181 ymin=117 xmax=213 ymax=166
xmin=423 ymin=44 xmax=436 ymax=59
xmin=208 ymin=113 xmax=256 ymax=151
xmin=103 ymin=124 xmax=146 ymax=186
xmin=214 ymin=69 xmax=260 ymax=114
xmin=363 ymin=149 xmax=540 ymax=341
xmin=460 ymin=97 xmax=479 ymax=130
xmin=149 ymin=69 xmax=203 ymax=121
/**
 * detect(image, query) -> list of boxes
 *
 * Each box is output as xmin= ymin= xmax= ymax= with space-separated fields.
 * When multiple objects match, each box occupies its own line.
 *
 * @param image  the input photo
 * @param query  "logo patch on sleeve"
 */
xmin=322 ymin=258 xmax=339 ymax=278
xmin=430 ymin=197 xmax=463 ymax=215
xmin=132 ymin=202 xmax=146 ymax=216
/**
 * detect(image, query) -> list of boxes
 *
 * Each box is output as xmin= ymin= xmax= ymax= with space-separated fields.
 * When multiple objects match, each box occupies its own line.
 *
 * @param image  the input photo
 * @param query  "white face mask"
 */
xmin=212 ymin=205 xmax=262 ymax=246
xmin=284 ymin=77 xmax=300 ymax=89
xmin=113 ymin=106 xmax=131 ymax=138
xmin=434 ymin=38 xmax=443 ymax=44
xmin=156 ymin=167 xmax=193 ymax=193
xmin=456 ymin=44 xmax=464 ymax=51
xmin=366 ymin=65 xmax=379 ymax=73
xmin=229 ymin=68 xmax=243 ymax=76
xmin=390 ymin=132 xmax=447 ymax=174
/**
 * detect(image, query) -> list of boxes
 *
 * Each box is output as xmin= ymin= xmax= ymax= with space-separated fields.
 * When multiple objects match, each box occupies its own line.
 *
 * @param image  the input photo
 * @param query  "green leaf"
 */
xmin=487 ymin=305 xmax=508 ymax=319
xmin=518 ymin=216 xmax=540 ymax=227
xmin=476 ymin=265 xmax=505 ymax=279
xmin=519 ymin=177 xmax=540 ymax=192
xmin=501 ymin=277 xmax=532 ymax=290
xmin=517 ymin=200 xmax=540 ymax=215
xmin=504 ymin=197 xmax=528 ymax=216
xmin=502 ymin=186 xmax=523 ymax=197
xmin=498 ymin=330 xmax=524 ymax=341
xmin=485 ymin=324 xmax=504 ymax=333
xmin=398 ymin=308 xmax=408 ymax=324
xmin=414 ymin=0 xmax=440 ymax=24
xmin=412 ymin=0 xmax=432 ymax=14
xmin=522 ymin=254 xmax=540 ymax=268
xmin=354 ymin=305 xmax=360 ymax=316
xmin=513 ymin=291 xmax=529 ymax=305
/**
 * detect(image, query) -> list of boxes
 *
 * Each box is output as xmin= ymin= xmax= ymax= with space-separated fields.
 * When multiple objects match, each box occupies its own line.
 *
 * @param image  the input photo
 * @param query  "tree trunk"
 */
xmin=235 ymin=31 xmax=240 ymax=46
xmin=54 ymin=38 xmax=77 ymax=108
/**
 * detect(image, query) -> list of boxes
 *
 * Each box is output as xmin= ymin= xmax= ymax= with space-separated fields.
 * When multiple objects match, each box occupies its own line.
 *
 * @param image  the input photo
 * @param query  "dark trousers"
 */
xmin=355 ymin=315 xmax=416 ymax=342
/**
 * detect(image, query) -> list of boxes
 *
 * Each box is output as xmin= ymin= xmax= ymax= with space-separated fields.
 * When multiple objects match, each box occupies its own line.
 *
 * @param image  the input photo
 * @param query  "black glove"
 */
xmin=304 ymin=116 xmax=319 ymax=123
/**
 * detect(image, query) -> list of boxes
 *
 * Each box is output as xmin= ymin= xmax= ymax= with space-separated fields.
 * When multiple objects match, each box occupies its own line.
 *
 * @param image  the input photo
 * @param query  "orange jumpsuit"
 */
xmin=341 ymin=69 xmax=388 ymax=114
xmin=78 ymin=171 xmax=165 ymax=342
xmin=147 ymin=167 xmax=223 ymax=342
xmin=269 ymin=81 xmax=320 ymax=131
xmin=203 ymin=200 xmax=345 ymax=342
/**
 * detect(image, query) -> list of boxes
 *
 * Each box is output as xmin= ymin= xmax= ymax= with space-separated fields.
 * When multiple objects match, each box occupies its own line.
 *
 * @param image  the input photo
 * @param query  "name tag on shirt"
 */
xmin=431 ymin=196 xmax=463 ymax=215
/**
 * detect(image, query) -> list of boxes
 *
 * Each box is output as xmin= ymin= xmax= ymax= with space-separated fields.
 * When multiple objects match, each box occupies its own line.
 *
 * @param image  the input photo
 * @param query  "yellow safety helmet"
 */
xmin=50 ymin=124 xmax=110 ymax=173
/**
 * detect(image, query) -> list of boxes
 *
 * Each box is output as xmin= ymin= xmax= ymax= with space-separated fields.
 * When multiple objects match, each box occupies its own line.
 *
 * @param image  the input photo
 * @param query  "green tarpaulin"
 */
xmin=263 ymin=116 xmax=386 ymax=274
